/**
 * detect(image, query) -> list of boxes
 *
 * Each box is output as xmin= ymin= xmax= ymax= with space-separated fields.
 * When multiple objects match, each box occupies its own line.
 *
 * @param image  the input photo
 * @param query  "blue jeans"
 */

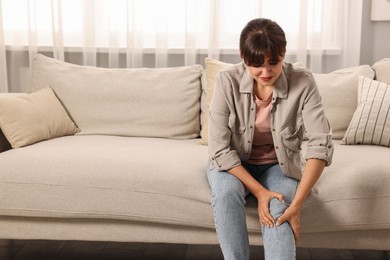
xmin=207 ymin=162 xmax=299 ymax=260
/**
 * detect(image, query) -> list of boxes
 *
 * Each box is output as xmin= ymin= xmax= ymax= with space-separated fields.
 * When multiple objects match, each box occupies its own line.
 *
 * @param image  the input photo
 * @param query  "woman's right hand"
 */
xmin=255 ymin=187 xmax=285 ymax=228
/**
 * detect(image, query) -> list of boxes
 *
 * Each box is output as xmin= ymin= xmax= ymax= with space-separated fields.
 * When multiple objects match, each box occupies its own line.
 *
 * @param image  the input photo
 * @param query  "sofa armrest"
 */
xmin=0 ymin=93 xmax=24 ymax=153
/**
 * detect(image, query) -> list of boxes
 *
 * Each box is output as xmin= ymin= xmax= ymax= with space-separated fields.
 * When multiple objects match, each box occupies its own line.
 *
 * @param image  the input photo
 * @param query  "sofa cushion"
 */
xmin=313 ymin=65 xmax=375 ymax=139
xmin=0 ymin=136 xmax=213 ymax=227
xmin=0 ymin=88 xmax=78 ymax=148
xmin=298 ymin=141 xmax=390 ymax=233
xmin=29 ymin=54 xmax=203 ymax=140
xmin=0 ymin=136 xmax=389 ymax=234
xmin=372 ymin=58 xmax=390 ymax=84
xmin=341 ymin=77 xmax=390 ymax=147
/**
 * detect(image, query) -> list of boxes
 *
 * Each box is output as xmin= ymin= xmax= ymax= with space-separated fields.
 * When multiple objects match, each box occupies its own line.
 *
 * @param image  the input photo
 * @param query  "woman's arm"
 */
xmin=276 ymin=158 xmax=326 ymax=243
xmin=276 ymin=72 xmax=333 ymax=243
xmin=291 ymin=158 xmax=326 ymax=207
xmin=208 ymin=73 xmax=242 ymax=171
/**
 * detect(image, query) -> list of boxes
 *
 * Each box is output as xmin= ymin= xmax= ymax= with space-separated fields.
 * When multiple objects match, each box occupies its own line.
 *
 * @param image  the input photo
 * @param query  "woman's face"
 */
xmin=246 ymin=56 xmax=284 ymax=87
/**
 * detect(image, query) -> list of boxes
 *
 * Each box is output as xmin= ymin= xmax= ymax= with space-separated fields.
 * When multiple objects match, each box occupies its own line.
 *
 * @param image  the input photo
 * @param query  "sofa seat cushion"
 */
xmin=0 ymin=136 xmax=389 ymax=234
xmin=0 ymin=136 xmax=213 ymax=228
xmin=298 ymin=141 xmax=390 ymax=233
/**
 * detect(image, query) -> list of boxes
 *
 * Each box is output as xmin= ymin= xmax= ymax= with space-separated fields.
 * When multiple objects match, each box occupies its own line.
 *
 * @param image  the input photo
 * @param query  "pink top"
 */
xmin=248 ymin=93 xmax=278 ymax=165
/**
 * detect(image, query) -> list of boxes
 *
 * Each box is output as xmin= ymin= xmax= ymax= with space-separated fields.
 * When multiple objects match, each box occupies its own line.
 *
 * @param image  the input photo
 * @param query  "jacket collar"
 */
xmin=240 ymin=63 xmax=289 ymax=101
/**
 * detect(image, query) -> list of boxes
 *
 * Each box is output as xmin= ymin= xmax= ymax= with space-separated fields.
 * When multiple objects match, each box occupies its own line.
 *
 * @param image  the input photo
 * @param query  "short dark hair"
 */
xmin=239 ymin=18 xmax=287 ymax=67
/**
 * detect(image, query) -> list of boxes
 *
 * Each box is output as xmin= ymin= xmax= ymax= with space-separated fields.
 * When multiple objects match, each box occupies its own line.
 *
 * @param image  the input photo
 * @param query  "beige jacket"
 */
xmin=208 ymin=62 xmax=333 ymax=180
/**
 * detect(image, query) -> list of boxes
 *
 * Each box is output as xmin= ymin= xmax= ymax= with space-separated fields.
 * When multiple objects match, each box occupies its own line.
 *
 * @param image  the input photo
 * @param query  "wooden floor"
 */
xmin=0 ymin=240 xmax=389 ymax=260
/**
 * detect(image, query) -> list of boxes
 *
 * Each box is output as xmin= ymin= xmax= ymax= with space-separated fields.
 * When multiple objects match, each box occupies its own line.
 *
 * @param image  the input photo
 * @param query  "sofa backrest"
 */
xmin=29 ymin=54 xmax=203 ymax=140
xmin=372 ymin=58 xmax=390 ymax=84
xmin=313 ymin=65 xmax=375 ymax=139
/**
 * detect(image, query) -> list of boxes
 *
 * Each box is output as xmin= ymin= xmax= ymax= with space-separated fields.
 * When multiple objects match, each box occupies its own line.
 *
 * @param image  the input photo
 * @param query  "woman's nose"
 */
xmin=261 ymin=66 xmax=272 ymax=75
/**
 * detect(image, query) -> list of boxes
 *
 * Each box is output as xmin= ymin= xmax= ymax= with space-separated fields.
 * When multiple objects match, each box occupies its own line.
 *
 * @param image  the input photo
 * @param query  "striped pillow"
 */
xmin=341 ymin=76 xmax=390 ymax=146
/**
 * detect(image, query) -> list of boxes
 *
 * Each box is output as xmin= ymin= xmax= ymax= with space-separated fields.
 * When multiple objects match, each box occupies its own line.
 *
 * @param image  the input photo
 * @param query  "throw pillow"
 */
xmin=372 ymin=58 xmax=390 ymax=84
xmin=0 ymin=87 xmax=79 ymax=148
xmin=199 ymin=58 xmax=234 ymax=145
xmin=341 ymin=76 xmax=390 ymax=147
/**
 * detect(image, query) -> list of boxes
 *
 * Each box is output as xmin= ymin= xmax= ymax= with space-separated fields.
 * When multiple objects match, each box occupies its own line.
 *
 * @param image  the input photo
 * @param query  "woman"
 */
xmin=207 ymin=18 xmax=333 ymax=260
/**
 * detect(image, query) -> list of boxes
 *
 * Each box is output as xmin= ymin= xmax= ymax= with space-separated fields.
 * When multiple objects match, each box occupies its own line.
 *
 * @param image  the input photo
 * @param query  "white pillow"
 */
xmin=341 ymin=76 xmax=390 ymax=147
xmin=30 ymin=54 xmax=203 ymax=140
xmin=0 ymin=88 xmax=78 ymax=148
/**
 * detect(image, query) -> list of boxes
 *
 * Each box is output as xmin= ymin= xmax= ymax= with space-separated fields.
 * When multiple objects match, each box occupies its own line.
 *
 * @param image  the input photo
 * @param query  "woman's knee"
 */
xmin=262 ymin=164 xmax=299 ymax=205
xmin=269 ymin=198 xmax=289 ymax=220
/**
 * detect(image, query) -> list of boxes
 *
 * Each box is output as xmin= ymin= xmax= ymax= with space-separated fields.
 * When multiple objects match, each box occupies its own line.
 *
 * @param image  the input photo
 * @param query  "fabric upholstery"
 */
xmin=341 ymin=77 xmax=390 ymax=146
xmin=0 ymin=217 xmax=389 ymax=250
xmin=299 ymin=141 xmax=390 ymax=234
xmin=29 ymin=54 xmax=203 ymax=139
xmin=0 ymin=136 xmax=212 ymax=226
xmin=313 ymin=65 xmax=375 ymax=139
xmin=0 ymin=88 xmax=78 ymax=148
xmin=0 ymin=136 xmax=389 ymax=236
xmin=372 ymin=58 xmax=390 ymax=84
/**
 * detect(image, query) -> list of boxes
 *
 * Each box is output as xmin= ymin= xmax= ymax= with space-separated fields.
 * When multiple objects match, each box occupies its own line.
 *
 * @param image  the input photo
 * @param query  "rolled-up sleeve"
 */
xmin=302 ymin=77 xmax=334 ymax=166
xmin=208 ymin=74 xmax=241 ymax=171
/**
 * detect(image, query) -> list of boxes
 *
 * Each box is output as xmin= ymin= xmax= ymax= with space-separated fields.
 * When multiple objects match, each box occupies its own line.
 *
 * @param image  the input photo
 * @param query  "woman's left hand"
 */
xmin=276 ymin=204 xmax=301 ymax=244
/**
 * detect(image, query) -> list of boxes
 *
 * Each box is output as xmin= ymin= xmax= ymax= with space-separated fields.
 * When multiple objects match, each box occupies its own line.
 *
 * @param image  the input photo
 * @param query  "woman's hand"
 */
xmin=276 ymin=204 xmax=301 ymax=243
xmin=255 ymin=187 xmax=285 ymax=228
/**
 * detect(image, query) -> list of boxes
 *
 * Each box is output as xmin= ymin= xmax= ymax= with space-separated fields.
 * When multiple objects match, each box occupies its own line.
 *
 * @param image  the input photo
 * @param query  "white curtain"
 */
xmin=0 ymin=0 xmax=363 ymax=93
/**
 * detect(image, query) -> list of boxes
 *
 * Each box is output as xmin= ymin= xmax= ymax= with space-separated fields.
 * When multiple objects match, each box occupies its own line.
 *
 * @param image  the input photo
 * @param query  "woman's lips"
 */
xmin=260 ymin=76 xmax=273 ymax=82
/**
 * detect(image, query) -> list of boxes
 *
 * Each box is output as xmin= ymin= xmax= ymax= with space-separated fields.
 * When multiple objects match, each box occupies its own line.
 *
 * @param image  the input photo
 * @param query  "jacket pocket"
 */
xmin=280 ymin=117 xmax=303 ymax=156
xmin=231 ymin=125 xmax=246 ymax=148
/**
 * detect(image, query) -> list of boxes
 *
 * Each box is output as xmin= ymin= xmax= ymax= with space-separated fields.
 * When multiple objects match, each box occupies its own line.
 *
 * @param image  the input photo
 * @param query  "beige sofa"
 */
xmin=0 ymin=54 xmax=389 ymax=250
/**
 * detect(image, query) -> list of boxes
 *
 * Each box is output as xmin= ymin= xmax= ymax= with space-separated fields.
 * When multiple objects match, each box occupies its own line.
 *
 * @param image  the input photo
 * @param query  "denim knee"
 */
xmin=259 ymin=164 xmax=299 ymax=206
xmin=269 ymin=197 xmax=289 ymax=220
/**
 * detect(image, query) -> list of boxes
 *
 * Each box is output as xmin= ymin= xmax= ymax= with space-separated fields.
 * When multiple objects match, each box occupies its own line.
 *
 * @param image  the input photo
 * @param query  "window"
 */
xmin=2 ymin=0 xmax=330 ymax=50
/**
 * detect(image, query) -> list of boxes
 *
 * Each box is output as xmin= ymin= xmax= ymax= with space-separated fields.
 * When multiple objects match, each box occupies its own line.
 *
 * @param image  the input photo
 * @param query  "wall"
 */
xmin=360 ymin=0 xmax=390 ymax=65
